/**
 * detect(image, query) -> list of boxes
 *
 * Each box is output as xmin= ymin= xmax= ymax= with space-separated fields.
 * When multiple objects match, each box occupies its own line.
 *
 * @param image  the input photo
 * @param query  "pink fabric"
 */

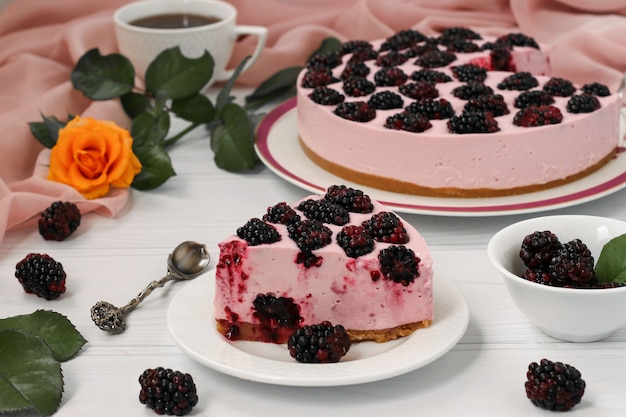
xmin=1 ymin=0 xmax=625 ymax=245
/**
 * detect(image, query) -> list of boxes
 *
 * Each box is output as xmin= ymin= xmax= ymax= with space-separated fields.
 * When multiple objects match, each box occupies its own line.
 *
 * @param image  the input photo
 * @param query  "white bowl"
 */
xmin=487 ymin=215 xmax=626 ymax=342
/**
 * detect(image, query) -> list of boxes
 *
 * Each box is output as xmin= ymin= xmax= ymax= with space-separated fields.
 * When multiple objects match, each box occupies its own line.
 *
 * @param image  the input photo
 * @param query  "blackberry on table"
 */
xmin=374 ymin=67 xmax=408 ymax=86
xmin=301 ymin=68 xmax=338 ymax=88
xmin=378 ymin=245 xmax=421 ymax=286
xmin=237 ymin=218 xmax=281 ymax=246
xmin=368 ymin=91 xmax=404 ymax=110
xmin=463 ymin=94 xmax=510 ymax=117
xmin=447 ymin=111 xmax=500 ymax=134
xmin=139 ymin=367 xmax=198 ymax=416
xmin=514 ymin=90 xmax=555 ymax=109
xmin=288 ymin=321 xmax=352 ymax=363
xmin=566 ymin=94 xmax=601 ymax=113
xmin=415 ymin=50 xmax=457 ymax=68
xmin=297 ymin=198 xmax=350 ymax=225
xmin=263 ymin=202 xmax=301 ymax=225
xmin=406 ymin=98 xmax=455 ymax=120
xmin=337 ymin=225 xmax=375 ymax=258
xmin=513 ymin=105 xmax=563 ymax=127
xmin=287 ymin=219 xmax=333 ymax=252
xmin=342 ymin=76 xmax=376 ymax=97
xmin=525 ymin=359 xmax=585 ymax=411
xmin=15 ymin=253 xmax=66 ymax=300
xmin=520 ymin=230 xmax=562 ymax=269
xmin=307 ymin=50 xmax=342 ymax=70
xmin=333 ymin=101 xmax=376 ymax=122
xmin=375 ymin=50 xmax=408 ymax=67
xmin=399 ymin=81 xmax=439 ymax=100
xmin=341 ymin=61 xmax=370 ymax=80
xmin=410 ymin=69 xmax=452 ymax=84
xmin=451 ymin=64 xmax=488 ymax=82
xmin=582 ymin=82 xmax=610 ymax=97
xmin=451 ymin=81 xmax=494 ymax=100
xmin=362 ymin=211 xmax=409 ymax=244
xmin=385 ymin=112 xmax=432 ymax=133
xmin=324 ymin=185 xmax=374 ymax=213
xmin=38 ymin=200 xmax=81 ymax=241
xmin=308 ymin=86 xmax=345 ymax=105
xmin=497 ymin=72 xmax=539 ymax=91
xmin=380 ymin=29 xmax=427 ymax=51
xmin=542 ymin=77 xmax=576 ymax=97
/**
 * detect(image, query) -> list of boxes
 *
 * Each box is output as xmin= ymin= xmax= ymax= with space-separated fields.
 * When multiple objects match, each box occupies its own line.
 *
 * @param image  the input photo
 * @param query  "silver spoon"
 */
xmin=90 ymin=241 xmax=211 ymax=335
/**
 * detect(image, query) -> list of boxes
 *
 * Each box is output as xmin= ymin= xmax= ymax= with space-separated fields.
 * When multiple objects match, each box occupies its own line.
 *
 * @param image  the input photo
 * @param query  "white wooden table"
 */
xmin=2 ymin=93 xmax=626 ymax=417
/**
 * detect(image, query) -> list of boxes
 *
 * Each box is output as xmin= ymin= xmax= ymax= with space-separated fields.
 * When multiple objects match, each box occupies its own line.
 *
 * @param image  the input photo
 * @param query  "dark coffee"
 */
xmin=130 ymin=13 xmax=220 ymax=29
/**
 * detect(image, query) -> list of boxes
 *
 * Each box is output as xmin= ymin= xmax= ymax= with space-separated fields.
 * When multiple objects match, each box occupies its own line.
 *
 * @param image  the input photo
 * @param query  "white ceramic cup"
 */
xmin=113 ymin=0 xmax=268 ymax=86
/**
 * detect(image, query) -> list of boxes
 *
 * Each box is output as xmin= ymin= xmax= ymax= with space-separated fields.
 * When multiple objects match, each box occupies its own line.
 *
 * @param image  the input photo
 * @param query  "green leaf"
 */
xmin=71 ymin=48 xmax=135 ymax=100
xmin=29 ymin=114 xmax=71 ymax=149
xmin=244 ymin=66 xmax=302 ymax=110
xmin=216 ymin=56 xmax=250 ymax=112
xmin=171 ymin=93 xmax=216 ymax=124
xmin=212 ymin=102 xmax=257 ymax=171
xmin=0 ymin=329 xmax=63 ymax=417
xmin=130 ymin=110 xmax=171 ymax=146
xmin=121 ymin=92 xmax=152 ymax=119
xmin=0 ymin=310 xmax=86 ymax=362
xmin=596 ymin=234 xmax=626 ymax=283
xmin=308 ymin=37 xmax=342 ymax=60
xmin=131 ymin=144 xmax=176 ymax=190
xmin=145 ymin=47 xmax=214 ymax=100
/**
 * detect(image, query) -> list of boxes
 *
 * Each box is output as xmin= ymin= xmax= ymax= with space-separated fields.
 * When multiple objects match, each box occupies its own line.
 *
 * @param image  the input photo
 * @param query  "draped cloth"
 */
xmin=1 ymin=0 xmax=625 ymax=244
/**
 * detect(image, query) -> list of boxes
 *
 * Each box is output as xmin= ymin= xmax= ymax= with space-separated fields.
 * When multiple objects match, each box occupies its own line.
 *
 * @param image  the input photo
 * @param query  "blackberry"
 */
xmin=378 ymin=245 xmax=421 ymax=286
xmin=333 ymin=101 xmax=376 ymax=122
xmin=519 ymin=230 xmax=562 ymax=269
xmin=342 ymin=76 xmax=376 ymax=97
xmin=406 ymin=98 xmax=455 ymax=120
xmin=447 ymin=39 xmax=482 ymax=53
xmin=405 ymin=40 xmax=441 ymax=58
xmin=490 ymin=47 xmax=514 ymax=71
xmin=362 ymin=211 xmax=409 ymax=244
xmin=380 ymin=29 xmax=427 ymax=51
xmin=287 ymin=321 xmax=352 ymax=363
xmin=374 ymin=67 xmax=408 ymax=86
xmin=253 ymin=293 xmax=303 ymax=332
xmin=15 ymin=253 xmax=66 ymax=300
xmin=447 ymin=111 xmax=500 ymax=134
xmin=542 ymin=77 xmax=576 ymax=97
xmin=287 ymin=219 xmax=333 ymax=252
xmin=451 ymin=81 xmax=494 ymax=100
xmin=236 ymin=218 xmax=281 ymax=246
xmin=525 ymin=359 xmax=585 ymax=411
xmin=399 ymin=81 xmax=439 ymax=100
xmin=592 ymin=281 xmax=625 ymax=289
xmin=341 ymin=40 xmax=373 ymax=54
xmin=514 ymin=90 xmax=555 ymax=109
xmin=297 ymin=198 xmax=350 ymax=225
xmin=308 ymin=86 xmax=345 ymax=105
xmin=497 ymin=72 xmax=539 ymax=91
xmin=582 ymin=82 xmax=610 ymax=97
xmin=385 ymin=112 xmax=432 ymax=133
xmin=336 ymin=225 xmax=375 ymax=258
xmin=340 ymin=61 xmax=370 ymax=80
xmin=301 ymin=68 xmax=339 ymax=88
xmin=368 ymin=91 xmax=404 ymax=110
xmin=324 ymin=185 xmax=374 ymax=213
xmin=263 ymin=202 xmax=301 ymax=225
xmin=307 ymin=50 xmax=342 ymax=70
xmin=375 ymin=51 xmax=408 ymax=67
xmin=513 ymin=105 xmax=563 ymax=127
xmin=415 ymin=50 xmax=457 ymax=68
xmin=463 ymin=94 xmax=510 ymax=117
xmin=495 ymin=33 xmax=539 ymax=49
xmin=439 ymin=26 xmax=482 ymax=41
xmin=139 ymin=367 xmax=198 ymax=416
xmin=38 ymin=201 xmax=81 ymax=241
xmin=348 ymin=47 xmax=379 ymax=63
xmin=548 ymin=239 xmax=597 ymax=288
xmin=451 ymin=64 xmax=488 ymax=82
xmin=522 ymin=267 xmax=553 ymax=286
xmin=410 ymin=69 xmax=452 ymax=84
xmin=566 ymin=93 xmax=601 ymax=113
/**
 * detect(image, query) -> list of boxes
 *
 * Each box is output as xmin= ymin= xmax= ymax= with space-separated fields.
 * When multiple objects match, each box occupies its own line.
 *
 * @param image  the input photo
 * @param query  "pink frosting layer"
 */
xmin=297 ymin=38 xmax=621 ymax=194
xmin=214 ymin=197 xmax=433 ymax=331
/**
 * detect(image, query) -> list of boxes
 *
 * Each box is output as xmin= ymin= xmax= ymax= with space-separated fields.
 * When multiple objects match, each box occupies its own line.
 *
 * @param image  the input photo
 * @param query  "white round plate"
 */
xmin=167 ymin=275 xmax=469 ymax=387
xmin=255 ymin=98 xmax=626 ymax=217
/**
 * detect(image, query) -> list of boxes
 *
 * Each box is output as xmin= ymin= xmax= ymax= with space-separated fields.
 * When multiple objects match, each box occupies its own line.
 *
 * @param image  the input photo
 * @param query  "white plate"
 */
xmin=255 ymin=98 xmax=626 ymax=216
xmin=167 ymin=275 xmax=469 ymax=387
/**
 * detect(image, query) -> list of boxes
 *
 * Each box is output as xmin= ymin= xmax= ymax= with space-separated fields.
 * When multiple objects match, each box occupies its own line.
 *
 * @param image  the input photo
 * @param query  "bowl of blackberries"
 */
xmin=488 ymin=215 xmax=626 ymax=342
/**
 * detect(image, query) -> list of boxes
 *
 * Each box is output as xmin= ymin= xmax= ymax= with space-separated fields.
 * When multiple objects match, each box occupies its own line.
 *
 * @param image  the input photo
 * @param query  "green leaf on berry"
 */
xmin=0 ymin=310 xmax=86 ymax=362
xmin=71 ymin=48 xmax=135 ymax=100
xmin=595 ymin=234 xmax=626 ymax=284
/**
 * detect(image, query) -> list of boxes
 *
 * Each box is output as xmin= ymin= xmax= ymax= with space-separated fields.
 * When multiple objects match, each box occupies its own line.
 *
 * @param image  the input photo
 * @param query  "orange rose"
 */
xmin=48 ymin=116 xmax=142 ymax=199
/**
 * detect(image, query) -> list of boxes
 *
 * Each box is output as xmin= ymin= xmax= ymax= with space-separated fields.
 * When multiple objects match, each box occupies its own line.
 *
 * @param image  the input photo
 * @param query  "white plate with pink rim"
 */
xmin=167 ymin=274 xmax=469 ymax=387
xmin=255 ymin=98 xmax=626 ymax=217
